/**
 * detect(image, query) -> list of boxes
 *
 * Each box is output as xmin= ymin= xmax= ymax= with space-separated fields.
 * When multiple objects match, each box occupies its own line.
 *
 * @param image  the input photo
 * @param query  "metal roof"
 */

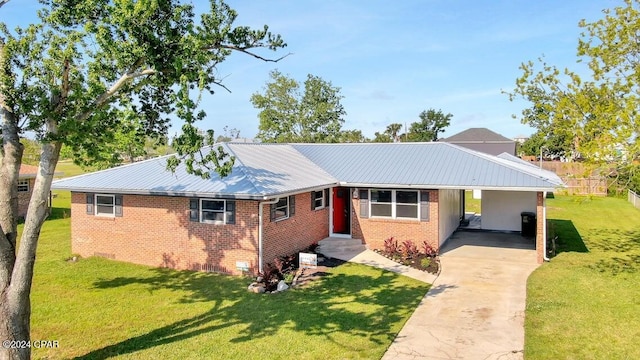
xmin=293 ymin=142 xmax=564 ymax=191
xmin=51 ymin=143 xmax=338 ymax=199
xmin=52 ymin=142 xmax=564 ymax=196
xmin=441 ymin=128 xmax=514 ymax=143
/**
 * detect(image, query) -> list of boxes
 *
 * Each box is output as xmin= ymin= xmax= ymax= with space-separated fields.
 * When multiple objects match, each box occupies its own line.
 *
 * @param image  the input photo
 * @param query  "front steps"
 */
xmin=317 ymin=237 xmax=366 ymax=258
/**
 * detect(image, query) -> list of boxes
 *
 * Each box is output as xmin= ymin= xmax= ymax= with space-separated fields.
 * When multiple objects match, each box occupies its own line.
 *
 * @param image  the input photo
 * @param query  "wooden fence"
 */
xmin=528 ymin=161 xmax=609 ymax=196
xmin=560 ymin=177 xmax=608 ymax=196
xmin=629 ymin=190 xmax=640 ymax=210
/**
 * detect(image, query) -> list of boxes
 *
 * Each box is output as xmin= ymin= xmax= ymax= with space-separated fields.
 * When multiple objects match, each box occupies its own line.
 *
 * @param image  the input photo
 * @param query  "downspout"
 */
xmin=542 ymin=192 xmax=550 ymax=261
xmin=258 ymin=197 xmax=280 ymax=274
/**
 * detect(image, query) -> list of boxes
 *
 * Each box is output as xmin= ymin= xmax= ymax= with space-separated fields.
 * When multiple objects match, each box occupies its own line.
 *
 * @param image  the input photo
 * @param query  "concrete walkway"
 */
xmin=320 ymin=248 xmax=438 ymax=284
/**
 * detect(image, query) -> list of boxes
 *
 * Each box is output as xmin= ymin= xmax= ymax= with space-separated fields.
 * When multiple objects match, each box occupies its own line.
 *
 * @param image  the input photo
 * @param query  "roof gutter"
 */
xmin=51 ymin=183 xmax=340 ymax=201
xmin=338 ymin=182 xmax=562 ymax=192
xmin=258 ymin=197 xmax=281 ymax=274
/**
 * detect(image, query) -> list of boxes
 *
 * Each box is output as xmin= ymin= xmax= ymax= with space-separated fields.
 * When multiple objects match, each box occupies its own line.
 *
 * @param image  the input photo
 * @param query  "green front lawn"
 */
xmin=525 ymin=196 xmax=640 ymax=359
xmin=29 ymin=193 xmax=429 ymax=359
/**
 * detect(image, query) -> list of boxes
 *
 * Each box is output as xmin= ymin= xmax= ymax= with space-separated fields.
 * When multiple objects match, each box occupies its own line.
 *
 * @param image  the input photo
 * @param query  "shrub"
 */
xmin=421 ymin=240 xmax=438 ymax=257
xmin=420 ymin=257 xmax=431 ymax=269
xmin=283 ymin=271 xmax=295 ymax=284
xmin=259 ymin=263 xmax=282 ymax=291
xmin=384 ymin=237 xmax=399 ymax=254
xmin=400 ymin=240 xmax=419 ymax=260
xmin=305 ymin=242 xmax=319 ymax=253
xmin=274 ymin=254 xmax=296 ymax=274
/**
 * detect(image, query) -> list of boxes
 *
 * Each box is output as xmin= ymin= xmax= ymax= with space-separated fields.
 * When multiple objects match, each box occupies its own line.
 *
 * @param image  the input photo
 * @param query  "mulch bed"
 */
xmin=293 ymin=256 xmax=345 ymax=287
xmin=374 ymin=250 xmax=440 ymax=275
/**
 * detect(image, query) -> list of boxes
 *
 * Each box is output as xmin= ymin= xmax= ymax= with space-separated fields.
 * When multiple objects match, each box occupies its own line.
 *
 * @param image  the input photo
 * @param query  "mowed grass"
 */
xmin=54 ymin=159 xmax=92 ymax=178
xmin=28 ymin=193 xmax=430 ymax=359
xmin=525 ymin=195 xmax=640 ymax=359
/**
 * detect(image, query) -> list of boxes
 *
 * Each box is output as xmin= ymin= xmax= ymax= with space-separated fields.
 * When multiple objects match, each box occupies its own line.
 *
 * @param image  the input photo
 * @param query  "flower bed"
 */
xmin=374 ymin=237 xmax=440 ymax=274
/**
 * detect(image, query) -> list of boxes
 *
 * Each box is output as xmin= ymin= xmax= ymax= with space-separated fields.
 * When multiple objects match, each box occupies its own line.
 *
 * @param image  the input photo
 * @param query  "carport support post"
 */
xmin=536 ymin=192 xmax=545 ymax=263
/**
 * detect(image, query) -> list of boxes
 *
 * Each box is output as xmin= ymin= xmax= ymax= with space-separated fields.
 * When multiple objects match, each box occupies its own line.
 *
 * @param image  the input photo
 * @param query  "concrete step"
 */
xmin=318 ymin=244 xmax=367 ymax=253
xmin=317 ymin=237 xmax=366 ymax=256
xmin=318 ymin=237 xmax=363 ymax=247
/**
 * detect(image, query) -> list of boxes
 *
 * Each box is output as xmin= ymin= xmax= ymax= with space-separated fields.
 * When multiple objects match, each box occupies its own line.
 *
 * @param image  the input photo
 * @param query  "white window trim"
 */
xmin=274 ymin=197 xmax=290 ymax=222
xmin=313 ymin=190 xmax=326 ymax=210
xmin=95 ymin=194 xmax=116 ymax=217
xmin=17 ymin=180 xmax=29 ymax=192
xmin=369 ymin=189 xmax=420 ymax=220
xmin=200 ymin=199 xmax=227 ymax=225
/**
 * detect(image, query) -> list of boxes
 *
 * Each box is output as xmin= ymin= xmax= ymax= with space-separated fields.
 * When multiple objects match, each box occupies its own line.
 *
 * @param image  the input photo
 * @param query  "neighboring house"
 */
xmin=513 ymin=134 xmax=529 ymax=144
xmin=52 ymin=142 xmax=563 ymax=275
xmin=441 ymin=128 xmax=517 ymax=156
xmin=18 ymin=164 xmax=39 ymax=218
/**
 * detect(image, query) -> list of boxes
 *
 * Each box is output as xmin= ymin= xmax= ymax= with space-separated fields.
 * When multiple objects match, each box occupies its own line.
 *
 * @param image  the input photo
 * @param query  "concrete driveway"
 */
xmin=382 ymin=231 xmax=540 ymax=360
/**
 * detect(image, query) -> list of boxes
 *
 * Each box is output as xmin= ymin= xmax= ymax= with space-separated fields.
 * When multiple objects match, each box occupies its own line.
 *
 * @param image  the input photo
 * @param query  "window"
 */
xmin=396 ymin=191 xmax=418 ymax=218
xmin=201 ymin=199 xmax=225 ymax=223
xmin=370 ymin=189 xmax=419 ymax=219
xmin=189 ymin=198 xmax=235 ymax=225
xmin=274 ymin=197 xmax=289 ymax=221
xmin=17 ymin=180 xmax=29 ymax=192
xmin=270 ymin=195 xmax=295 ymax=222
xmin=95 ymin=194 xmax=115 ymax=216
xmin=370 ymin=190 xmax=392 ymax=217
xmin=313 ymin=190 xmax=326 ymax=210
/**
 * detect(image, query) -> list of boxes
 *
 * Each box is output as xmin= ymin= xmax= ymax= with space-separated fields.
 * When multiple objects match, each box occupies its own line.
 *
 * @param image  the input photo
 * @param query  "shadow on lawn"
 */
xmin=548 ymin=219 xmax=588 ymax=254
xmin=76 ymin=265 xmax=427 ymax=359
xmin=587 ymin=228 xmax=640 ymax=275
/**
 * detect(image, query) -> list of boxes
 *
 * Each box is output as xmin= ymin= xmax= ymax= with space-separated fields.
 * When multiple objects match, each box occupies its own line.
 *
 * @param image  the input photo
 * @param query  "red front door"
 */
xmin=332 ymin=187 xmax=350 ymax=234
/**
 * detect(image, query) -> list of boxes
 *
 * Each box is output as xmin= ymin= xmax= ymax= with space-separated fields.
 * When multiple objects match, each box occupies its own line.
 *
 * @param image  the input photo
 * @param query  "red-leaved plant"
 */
xmin=384 ymin=237 xmax=399 ymax=254
xmin=421 ymin=240 xmax=438 ymax=257
xmin=400 ymin=240 xmax=419 ymax=260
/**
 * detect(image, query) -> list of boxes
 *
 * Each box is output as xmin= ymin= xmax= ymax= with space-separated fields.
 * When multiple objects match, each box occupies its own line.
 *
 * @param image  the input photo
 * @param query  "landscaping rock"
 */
xmin=276 ymin=280 xmax=289 ymax=292
xmin=247 ymin=282 xmax=266 ymax=293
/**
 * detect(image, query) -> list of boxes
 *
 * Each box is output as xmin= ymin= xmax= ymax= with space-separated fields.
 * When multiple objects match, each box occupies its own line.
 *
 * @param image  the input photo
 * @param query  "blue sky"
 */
xmin=3 ymin=0 xmax=616 ymax=140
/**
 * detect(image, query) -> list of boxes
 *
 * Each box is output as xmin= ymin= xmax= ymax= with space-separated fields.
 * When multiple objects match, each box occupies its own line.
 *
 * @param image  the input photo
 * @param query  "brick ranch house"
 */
xmin=52 ymin=142 xmax=564 ymax=275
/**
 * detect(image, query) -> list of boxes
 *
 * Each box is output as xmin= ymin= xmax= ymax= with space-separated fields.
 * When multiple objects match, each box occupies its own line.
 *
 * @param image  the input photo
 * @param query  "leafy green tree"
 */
xmin=18 ymin=139 xmax=40 ymax=165
xmin=407 ymin=109 xmax=452 ymax=142
xmin=339 ymin=129 xmax=367 ymax=143
xmin=371 ymin=123 xmax=404 ymax=143
xmin=372 ymin=131 xmax=392 ymax=143
xmin=252 ymin=70 xmax=346 ymax=143
xmin=508 ymin=0 xmax=640 ymax=190
xmin=386 ymin=123 xmax=403 ymax=142
xmin=0 ymin=1 xmax=285 ymax=357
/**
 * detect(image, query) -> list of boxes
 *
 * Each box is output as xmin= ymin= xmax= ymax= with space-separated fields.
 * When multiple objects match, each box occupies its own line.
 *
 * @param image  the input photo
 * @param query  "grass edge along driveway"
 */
xmin=525 ymin=195 xmax=640 ymax=359
xmin=30 ymin=192 xmax=430 ymax=359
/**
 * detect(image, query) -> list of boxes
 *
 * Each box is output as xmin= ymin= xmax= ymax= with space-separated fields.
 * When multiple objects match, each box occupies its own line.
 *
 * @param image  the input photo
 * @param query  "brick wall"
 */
xmin=71 ymin=193 xmax=262 ymax=275
xmin=71 ymin=191 xmax=329 ymax=276
xmin=351 ymin=189 xmax=440 ymax=251
xmin=263 ymin=193 xmax=329 ymax=268
xmin=17 ymin=178 xmax=35 ymax=218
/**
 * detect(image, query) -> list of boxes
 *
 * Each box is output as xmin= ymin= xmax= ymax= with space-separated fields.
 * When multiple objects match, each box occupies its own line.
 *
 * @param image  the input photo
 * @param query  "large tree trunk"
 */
xmin=0 ymin=109 xmax=22 ymax=287
xmin=0 ymin=136 xmax=60 ymax=360
xmin=0 ymin=42 xmax=23 ymax=292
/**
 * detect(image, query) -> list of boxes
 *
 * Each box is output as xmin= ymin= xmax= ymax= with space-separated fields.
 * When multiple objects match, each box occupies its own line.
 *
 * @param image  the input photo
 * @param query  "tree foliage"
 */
xmin=339 ymin=129 xmax=367 ymax=143
xmin=406 ymin=109 xmax=452 ymax=142
xmin=372 ymin=123 xmax=403 ymax=143
xmin=0 ymin=1 xmax=285 ymax=358
xmin=508 ymin=0 xmax=640 ymax=191
xmin=252 ymin=70 xmax=346 ymax=143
